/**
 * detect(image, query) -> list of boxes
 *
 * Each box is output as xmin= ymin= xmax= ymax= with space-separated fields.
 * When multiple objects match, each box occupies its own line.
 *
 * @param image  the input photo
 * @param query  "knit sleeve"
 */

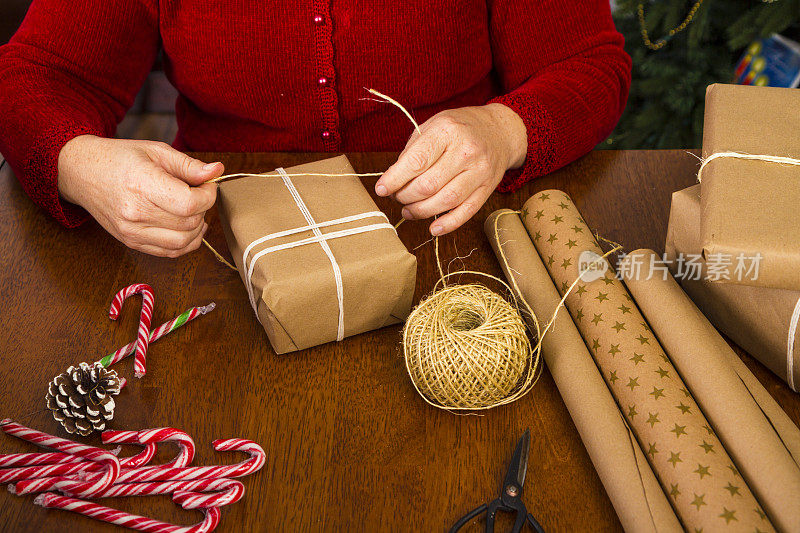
xmin=487 ymin=0 xmax=631 ymax=191
xmin=0 ymin=0 xmax=160 ymax=227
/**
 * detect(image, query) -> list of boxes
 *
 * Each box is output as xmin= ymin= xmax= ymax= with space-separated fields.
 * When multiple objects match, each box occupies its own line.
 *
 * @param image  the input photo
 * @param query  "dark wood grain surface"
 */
xmin=0 ymin=150 xmax=797 ymax=532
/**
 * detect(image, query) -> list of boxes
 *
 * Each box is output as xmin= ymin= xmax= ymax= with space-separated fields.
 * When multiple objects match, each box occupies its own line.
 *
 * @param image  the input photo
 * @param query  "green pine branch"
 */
xmin=605 ymin=0 xmax=800 ymax=149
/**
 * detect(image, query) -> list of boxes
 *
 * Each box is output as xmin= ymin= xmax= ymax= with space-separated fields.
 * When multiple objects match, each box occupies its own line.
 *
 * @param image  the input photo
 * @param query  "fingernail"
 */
xmin=202 ymin=162 xmax=219 ymax=171
xmin=401 ymin=208 xmax=412 ymax=220
xmin=375 ymin=184 xmax=388 ymax=196
xmin=430 ymin=224 xmax=443 ymax=236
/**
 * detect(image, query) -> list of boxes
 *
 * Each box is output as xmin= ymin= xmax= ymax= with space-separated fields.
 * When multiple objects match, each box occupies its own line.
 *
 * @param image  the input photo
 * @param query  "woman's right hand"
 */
xmin=57 ymin=135 xmax=224 ymax=257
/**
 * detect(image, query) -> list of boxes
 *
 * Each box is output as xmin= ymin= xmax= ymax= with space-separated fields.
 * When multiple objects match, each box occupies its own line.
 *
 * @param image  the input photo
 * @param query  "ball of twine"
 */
xmin=403 ymin=276 xmax=535 ymax=410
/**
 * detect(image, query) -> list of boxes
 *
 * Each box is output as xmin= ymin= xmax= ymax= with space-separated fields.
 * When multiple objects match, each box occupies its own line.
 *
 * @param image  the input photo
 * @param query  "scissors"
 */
xmin=448 ymin=429 xmax=545 ymax=533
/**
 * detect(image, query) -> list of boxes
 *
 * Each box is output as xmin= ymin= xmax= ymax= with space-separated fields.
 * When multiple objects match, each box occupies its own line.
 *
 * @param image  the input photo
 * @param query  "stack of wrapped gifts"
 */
xmin=665 ymin=84 xmax=800 ymax=391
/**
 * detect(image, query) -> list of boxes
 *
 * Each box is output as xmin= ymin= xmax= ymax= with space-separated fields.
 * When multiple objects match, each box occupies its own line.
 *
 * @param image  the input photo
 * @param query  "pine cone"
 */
xmin=45 ymin=362 xmax=122 ymax=436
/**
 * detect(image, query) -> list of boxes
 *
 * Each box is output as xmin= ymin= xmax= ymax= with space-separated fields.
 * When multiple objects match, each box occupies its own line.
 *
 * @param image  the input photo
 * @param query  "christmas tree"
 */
xmin=608 ymin=0 xmax=800 ymax=149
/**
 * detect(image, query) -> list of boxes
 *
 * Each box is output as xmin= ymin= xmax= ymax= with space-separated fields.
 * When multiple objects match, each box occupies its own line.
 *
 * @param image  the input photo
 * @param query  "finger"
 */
xmin=428 ymin=186 xmax=492 ymax=236
xmin=155 ymin=212 xmax=206 ymax=232
xmin=131 ymin=243 xmax=184 ymax=258
xmin=375 ymin=132 xmax=447 ymax=197
xmin=392 ymin=149 xmax=465 ymax=205
xmin=135 ymin=224 xmax=208 ymax=258
xmin=400 ymin=169 xmax=474 ymax=220
xmin=132 ymin=221 xmax=208 ymax=251
xmin=146 ymin=170 xmax=217 ymax=217
xmin=147 ymin=142 xmax=225 ymax=186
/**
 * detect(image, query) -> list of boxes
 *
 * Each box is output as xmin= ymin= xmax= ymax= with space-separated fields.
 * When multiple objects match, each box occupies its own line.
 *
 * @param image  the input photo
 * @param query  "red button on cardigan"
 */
xmin=0 ymin=0 xmax=630 ymax=228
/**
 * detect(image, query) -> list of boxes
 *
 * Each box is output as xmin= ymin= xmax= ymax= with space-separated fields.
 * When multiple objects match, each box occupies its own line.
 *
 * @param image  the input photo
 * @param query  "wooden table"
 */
xmin=0 ymin=150 xmax=798 ymax=532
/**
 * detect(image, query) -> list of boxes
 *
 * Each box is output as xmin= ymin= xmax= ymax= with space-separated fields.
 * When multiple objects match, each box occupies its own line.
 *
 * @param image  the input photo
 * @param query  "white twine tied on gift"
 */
xmin=695 ymin=151 xmax=800 ymax=182
xmin=788 ymin=298 xmax=800 ymax=392
xmin=693 ymin=150 xmax=800 ymax=390
xmin=240 ymin=168 xmax=395 ymax=341
xmin=203 ymin=89 xmax=418 ymax=342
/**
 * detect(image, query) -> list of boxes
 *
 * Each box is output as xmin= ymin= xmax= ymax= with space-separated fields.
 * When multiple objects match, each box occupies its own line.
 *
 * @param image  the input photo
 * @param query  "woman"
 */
xmin=0 ymin=1 xmax=630 ymax=258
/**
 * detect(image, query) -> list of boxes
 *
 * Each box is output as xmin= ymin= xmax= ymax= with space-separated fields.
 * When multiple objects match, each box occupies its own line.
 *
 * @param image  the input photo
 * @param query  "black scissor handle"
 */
xmin=527 ymin=513 xmax=545 ymax=533
xmin=448 ymin=501 xmax=545 ymax=533
xmin=448 ymin=503 xmax=488 ymax=533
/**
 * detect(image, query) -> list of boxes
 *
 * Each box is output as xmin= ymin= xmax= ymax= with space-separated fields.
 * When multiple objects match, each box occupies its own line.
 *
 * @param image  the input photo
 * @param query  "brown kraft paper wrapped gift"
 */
xmin=700 ymin=83 xmax=800 ymax=291
xmin=217 ymin=155 xmax=417 ymax=354
xmin=666 ymin=184 xmax=800 ymax=392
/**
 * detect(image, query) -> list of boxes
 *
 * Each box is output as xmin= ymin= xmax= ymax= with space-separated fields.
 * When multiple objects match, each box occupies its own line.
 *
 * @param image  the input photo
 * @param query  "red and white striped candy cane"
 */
xmin=0 ymin=446 xmax=124 ymax=483
xmin=1 ymin=419 xmax=120 ymax=497
xmin=34 ymin=493 xmax=221 ymax=533
xmin=1 ymin=460 xmax=99 ymax=483
xmin=122 ymin=443 xmax=157 ymax=469
xmin=137 ymin=428 xmax=195 ymax=467
xmin=0 ymin=447 xmax=124 ymax=483
xmin=76 ymin=439 xmax=264 ymax=485
xmin=12 ymin=443 xmax=154 ymax=488
xmin=85 ymin=478 xmax=244 ymax=509
xmin=0 ymin=429 xmax=155 ymax=484
xmin=0 ymin=451 xmax=84 ymax=468
xmin=109 ymin=284 xmax=155 ymax=378
xmin=0 ymin=452 xmax=158 ymax=484
xmin=76 ymin=428 xmax=195 ymax=484
xmin=172 ymin=479 xmax=245 ymax=510
xmin=32 ymin=442 xmax=153 ymax=484
xmin=101 ymin=430 xmax=158 ymax=468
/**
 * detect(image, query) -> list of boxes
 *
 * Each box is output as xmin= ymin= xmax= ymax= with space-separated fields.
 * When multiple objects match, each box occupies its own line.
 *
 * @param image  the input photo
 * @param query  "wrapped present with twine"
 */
xmin=217 ymin=155 xmax=417 ymax=354
xmin=666 ymin=184 xmax=800 ymax=391
xmin=699 ymin=84 xmax=800 ymax=291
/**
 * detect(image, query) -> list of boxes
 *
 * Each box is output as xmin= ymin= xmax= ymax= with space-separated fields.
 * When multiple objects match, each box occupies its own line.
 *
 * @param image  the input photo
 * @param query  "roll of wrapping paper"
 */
xmin=522 ymin=190 xmax=773 ymax=532
xmin=485 ymin=210 xmax=682 ymax=533
xmin=622 ymin=249 xmax=800 ymax=531
xmin=724 ymin=357 xmax=800 ymax=465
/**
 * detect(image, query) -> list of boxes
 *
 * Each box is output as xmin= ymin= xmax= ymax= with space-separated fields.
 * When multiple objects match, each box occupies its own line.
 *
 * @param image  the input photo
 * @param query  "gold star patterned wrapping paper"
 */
xmin=623 ymin=249 xmax=800 ymax=532
xmin=521 ymin=191 xmax=773 ymax=533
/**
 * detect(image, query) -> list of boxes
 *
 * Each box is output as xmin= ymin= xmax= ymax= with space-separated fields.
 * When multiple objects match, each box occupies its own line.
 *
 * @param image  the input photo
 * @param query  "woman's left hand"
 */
xmin=375 ymin=103 xmax=527 ymax=236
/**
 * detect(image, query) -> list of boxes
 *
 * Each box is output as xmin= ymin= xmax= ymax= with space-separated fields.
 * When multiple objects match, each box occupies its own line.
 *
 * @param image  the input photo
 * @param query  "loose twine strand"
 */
xmin=200 ymin=88 xmax=621 ymax=411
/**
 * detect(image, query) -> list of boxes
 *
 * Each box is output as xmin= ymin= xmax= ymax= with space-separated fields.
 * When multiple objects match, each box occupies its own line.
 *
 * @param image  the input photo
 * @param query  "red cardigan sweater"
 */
xmin=0 ymin=0 xmax=630 ymax=228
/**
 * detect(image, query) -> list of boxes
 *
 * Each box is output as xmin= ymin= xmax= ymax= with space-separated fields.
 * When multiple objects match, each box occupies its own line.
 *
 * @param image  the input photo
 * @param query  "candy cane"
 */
xmin=0 ymin=451 xmax=85 ymax=468
xmin=15 ymin=439 xmax=262 ymax=495
xmin=109 ymin=284 xmax=155 ymax=378
xmin=101 ymin=430 xmax=158 ymax=468
xmin=1 ymin=460 xmax=102 ymax=483
xmin=1 ymin=419 xmax=120 ymax=497
xmin=172 ymin=479 xmax=245 ymax=510
xmin=121 ymin=443 xmax=157 ymax=469
xmin=99 ymin=304 xmax=215 ymax=368
xmin=83 ymin=478 xmax=244 ymax=509
xmin=0 ymin=444 xmax=151 ymax=484
xmin=75 ymin=428 xmax=194 ymax=484
xmin=0 ymin=429 xmax=157 ymax=484
xmin=137 ymin=428 xmax=195 ymax=467
xmin=34 ymin=493 xmax=221 ymax=533
xmin=76 ymin=439 xmax=263 ymax=485
xmin=0 ymin=447 xmax=122 ymax=483
xmin=11 ymin=445 xmax=155 ymax=489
